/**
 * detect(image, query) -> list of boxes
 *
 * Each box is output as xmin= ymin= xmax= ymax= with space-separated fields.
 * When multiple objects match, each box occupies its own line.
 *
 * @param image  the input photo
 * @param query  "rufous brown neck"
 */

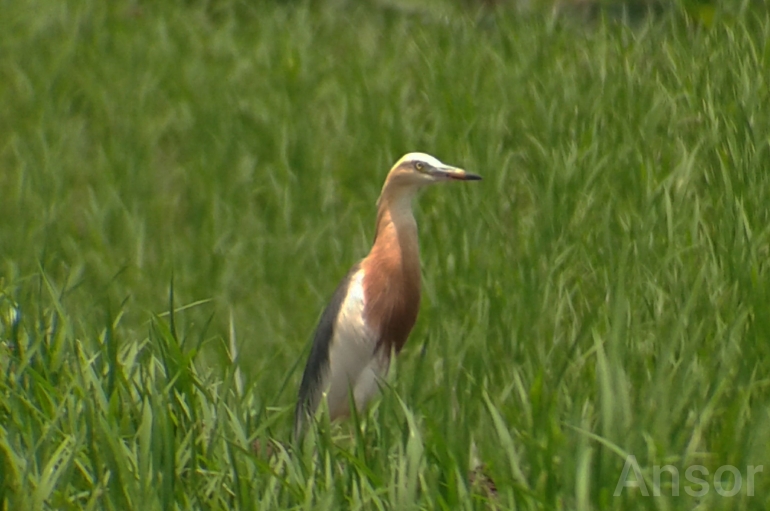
xmin=361 ymin=191 xmax=422 ymax=354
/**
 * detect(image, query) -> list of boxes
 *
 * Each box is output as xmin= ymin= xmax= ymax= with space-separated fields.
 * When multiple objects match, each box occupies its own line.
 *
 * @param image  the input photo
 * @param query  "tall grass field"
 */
xmin=2 ymin=1 xmax=769 ymax=509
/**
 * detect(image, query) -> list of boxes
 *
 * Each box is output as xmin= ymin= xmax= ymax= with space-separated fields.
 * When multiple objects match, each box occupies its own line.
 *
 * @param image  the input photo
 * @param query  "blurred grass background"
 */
xmin=2 ymin=0 xmax=770 ymax=509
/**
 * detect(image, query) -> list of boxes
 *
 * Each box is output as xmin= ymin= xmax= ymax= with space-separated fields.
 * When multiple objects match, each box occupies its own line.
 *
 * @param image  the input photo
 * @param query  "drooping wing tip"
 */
xmin=293 ymin=400 xmax=309 ymax=442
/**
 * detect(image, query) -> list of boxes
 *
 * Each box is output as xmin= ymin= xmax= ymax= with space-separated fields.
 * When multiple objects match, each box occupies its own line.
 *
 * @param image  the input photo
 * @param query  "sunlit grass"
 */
xmin=1 ymin=0 xmax=769 ymax=509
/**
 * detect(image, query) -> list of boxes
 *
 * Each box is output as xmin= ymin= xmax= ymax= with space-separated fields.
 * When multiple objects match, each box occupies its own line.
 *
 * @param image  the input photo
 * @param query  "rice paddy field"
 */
xmin=2 ymin=0 xmax=770 ymax=509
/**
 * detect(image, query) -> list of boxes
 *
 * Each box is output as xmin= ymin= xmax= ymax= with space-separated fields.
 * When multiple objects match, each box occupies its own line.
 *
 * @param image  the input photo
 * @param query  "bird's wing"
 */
xmin=294 ymin=263 xmax=371 ymax=439
xmin=323 ymin=269 xmax=380 ymax=419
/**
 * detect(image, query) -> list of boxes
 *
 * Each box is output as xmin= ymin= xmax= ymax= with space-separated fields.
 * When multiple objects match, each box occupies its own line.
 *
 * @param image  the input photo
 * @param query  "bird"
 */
xmin=294 ymin=152 xmax=481 ymax=440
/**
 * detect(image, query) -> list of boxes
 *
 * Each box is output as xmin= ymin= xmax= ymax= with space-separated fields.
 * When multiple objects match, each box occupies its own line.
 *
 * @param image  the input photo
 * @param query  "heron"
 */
xmin=294 ymin=152 xmax=481 ymax=440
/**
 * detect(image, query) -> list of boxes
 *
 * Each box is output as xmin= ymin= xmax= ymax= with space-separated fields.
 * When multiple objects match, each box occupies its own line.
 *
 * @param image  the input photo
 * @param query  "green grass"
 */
xmin=2 ymin=0 xmax=770 ymax=509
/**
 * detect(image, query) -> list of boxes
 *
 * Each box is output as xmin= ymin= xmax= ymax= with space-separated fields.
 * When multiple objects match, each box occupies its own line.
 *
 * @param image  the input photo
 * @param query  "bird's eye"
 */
xmin=415 ymin=162 xmax=424 ymax=171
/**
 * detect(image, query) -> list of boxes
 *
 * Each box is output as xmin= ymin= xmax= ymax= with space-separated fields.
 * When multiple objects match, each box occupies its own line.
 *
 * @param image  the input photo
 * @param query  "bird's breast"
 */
xmin=361 ymin=232 xmax=421 ymax=354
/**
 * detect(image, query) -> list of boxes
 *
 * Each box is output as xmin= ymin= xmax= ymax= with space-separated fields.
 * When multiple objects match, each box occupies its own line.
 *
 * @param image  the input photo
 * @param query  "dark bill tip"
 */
xmin=462 ymin=172 xmax=482 ymax=181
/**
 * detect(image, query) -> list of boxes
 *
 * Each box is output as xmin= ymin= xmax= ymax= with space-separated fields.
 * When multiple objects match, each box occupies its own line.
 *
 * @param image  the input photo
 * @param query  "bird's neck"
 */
xmin=362 ymin=189 xmax=422 ymax=354
xmin=371 ymin=190 xmax=419 ymax=264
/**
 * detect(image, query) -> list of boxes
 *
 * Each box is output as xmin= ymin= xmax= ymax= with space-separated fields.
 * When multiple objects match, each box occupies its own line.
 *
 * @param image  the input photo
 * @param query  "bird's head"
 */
xmin=383 ymin=153 xmax=482 ymax=189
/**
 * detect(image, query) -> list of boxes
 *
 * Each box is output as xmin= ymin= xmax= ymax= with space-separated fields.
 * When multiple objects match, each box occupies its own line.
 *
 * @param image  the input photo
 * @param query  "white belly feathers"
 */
xmin=323 ymin=268 xmax=389 ymax=419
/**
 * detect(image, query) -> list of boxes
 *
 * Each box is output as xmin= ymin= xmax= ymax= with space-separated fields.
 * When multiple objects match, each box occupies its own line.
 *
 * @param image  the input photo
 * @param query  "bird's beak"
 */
xmin=431 ymin=165 xmax=482 ymax=181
